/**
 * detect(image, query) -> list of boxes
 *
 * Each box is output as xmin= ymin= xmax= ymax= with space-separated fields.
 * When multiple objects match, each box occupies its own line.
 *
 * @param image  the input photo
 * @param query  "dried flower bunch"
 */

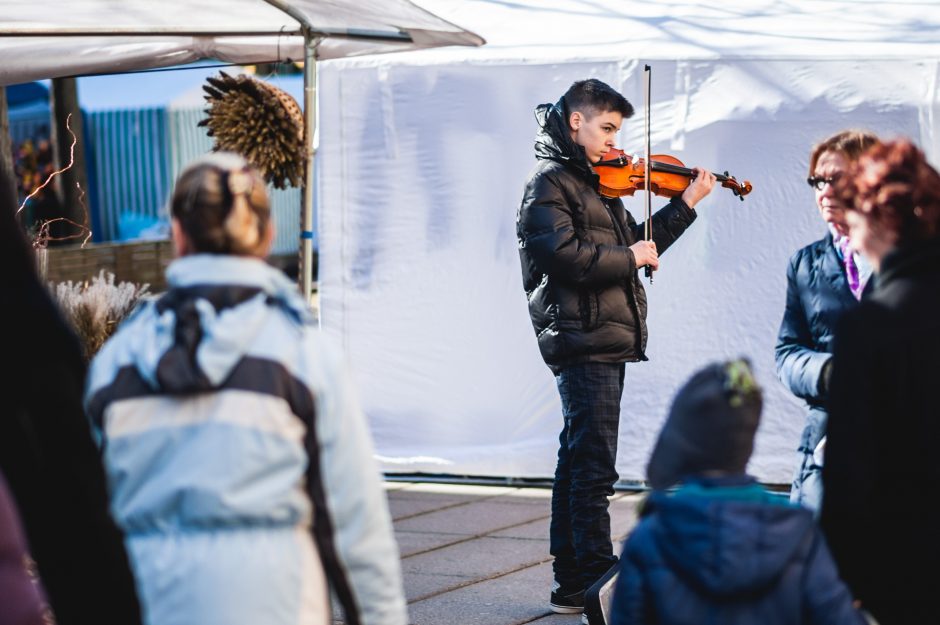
xmin=52 ymin=270 xmax=151 ymax=361
xmin=199 ymin=71 xmax=305 ymax=189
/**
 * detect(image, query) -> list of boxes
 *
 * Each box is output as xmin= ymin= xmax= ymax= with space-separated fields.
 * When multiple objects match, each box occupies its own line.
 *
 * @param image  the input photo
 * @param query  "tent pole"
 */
xmin=300 ymin=30 xmax=318 ymax=304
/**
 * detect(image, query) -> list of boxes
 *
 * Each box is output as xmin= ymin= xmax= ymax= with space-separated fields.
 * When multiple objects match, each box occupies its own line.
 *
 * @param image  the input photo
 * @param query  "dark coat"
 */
xmin=0 ymin=471 xmax=46 ymax=625
xmin=611 ymin=476 xmax=866 ymax=625
xmin=0 ymin=204 xmax=142 ymax=625
xmin=517 ymin=99 xmax=697 ymax=372
xmin=776 ymin=233 xmax=860 ymax=403
xmin=775 ymin=234 xmax=860 ymax=450
xmin=822 ymin=237 xmax=940 ymax=625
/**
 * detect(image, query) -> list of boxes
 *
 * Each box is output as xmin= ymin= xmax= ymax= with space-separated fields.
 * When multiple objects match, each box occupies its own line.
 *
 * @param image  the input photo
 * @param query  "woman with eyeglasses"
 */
xmin=822 ymin=138 xmax=940 ymax=624
xmin=774 ymin=129 xmax=879 ymax=513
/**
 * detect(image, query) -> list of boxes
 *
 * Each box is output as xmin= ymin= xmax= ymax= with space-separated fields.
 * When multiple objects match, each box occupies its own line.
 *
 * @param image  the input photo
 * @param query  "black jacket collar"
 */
xmin=533 ymin=98 xmax=598 ymax=186
xmin=878 ymin=236 xmax=940 ymax=288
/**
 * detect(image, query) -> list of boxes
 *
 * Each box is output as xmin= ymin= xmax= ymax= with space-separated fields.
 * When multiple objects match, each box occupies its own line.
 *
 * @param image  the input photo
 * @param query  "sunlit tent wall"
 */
xmin=316 ymin=0 xmax=940 ymax=482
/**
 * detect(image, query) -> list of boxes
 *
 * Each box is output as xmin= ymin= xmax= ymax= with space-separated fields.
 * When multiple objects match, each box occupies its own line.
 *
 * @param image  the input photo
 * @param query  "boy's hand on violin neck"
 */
xmin=630 ymin=240 xmax=659 ymax=270
xmin=680 ymin=167 xmax=717 ymax=209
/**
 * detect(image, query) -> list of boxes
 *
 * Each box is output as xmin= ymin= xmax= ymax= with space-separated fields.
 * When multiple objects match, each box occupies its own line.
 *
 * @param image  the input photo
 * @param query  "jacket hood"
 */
xmin=128 ymin=254 xmax=314 ymax=394
xmin=534 ymin=98 xmax=596 ymax=183
xmin=649 ymin=482 xmax=814 ymax=597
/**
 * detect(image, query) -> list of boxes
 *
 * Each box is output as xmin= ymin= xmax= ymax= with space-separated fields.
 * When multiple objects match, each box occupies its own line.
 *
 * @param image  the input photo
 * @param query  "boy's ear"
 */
xmin=569 ymin=110 xmax=583 ymax=131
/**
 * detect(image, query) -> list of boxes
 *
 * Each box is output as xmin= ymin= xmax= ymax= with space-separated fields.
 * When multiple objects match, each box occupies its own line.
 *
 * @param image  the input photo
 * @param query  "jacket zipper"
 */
xmin=600 ymin=195 xmax=646 ymax=358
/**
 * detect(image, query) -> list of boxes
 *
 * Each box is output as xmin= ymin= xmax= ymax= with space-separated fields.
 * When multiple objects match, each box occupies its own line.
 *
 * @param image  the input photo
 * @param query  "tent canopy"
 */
xmin=403 ymin=0 xmax=940 ymax=61
xmin=0 ymin=0 xmax=484 ymax=86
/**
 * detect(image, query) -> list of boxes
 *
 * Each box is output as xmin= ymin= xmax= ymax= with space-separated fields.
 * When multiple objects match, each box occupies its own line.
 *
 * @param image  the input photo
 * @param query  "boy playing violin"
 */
xmin=515 ymin=78 xmax=715 ymax=618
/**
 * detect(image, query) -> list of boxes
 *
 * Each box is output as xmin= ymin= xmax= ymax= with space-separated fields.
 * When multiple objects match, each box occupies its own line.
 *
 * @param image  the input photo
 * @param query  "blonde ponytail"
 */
xmin=223 ymin=168 xmax=262 ymax=254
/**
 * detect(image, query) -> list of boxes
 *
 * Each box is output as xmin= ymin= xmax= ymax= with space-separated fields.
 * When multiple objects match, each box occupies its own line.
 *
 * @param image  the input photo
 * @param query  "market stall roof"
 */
xmin=0 ymin=0 xmax=484 ymax=86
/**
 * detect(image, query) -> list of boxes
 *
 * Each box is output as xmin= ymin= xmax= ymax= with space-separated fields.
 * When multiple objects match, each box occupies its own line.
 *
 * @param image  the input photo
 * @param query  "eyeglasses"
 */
xmin=806 ymin=175 xmax=840 ymax=191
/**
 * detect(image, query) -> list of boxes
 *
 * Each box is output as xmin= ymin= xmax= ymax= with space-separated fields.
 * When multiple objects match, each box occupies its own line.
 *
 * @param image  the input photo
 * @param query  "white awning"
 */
xmin=0 ymin=0 xmax=484 ymax=86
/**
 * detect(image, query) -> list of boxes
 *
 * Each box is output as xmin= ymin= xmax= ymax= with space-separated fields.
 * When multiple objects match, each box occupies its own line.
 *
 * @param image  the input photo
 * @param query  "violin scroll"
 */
xmin=721 ymin=170 xmax=753 ymax=202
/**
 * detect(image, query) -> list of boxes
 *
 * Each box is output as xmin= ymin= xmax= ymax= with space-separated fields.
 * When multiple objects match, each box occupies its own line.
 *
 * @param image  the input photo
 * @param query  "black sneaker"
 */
xmin=550 ymin=581 xmax=585 ymax=614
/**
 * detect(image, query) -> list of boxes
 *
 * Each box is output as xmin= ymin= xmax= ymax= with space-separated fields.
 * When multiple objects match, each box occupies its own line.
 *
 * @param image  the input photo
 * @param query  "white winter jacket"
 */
xmin=85 ymin=254 xmax=406 ymax=625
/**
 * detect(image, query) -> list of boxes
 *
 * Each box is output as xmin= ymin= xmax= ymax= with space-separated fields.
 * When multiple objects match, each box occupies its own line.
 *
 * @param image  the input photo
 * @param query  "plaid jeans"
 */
xmin=551 ymin=361 xmax=624 ymax=590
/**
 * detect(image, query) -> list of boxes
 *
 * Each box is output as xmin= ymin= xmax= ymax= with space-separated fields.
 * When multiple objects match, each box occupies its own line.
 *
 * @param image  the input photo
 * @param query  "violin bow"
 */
xmin=643 ymin=64 xmax=654 ymax=283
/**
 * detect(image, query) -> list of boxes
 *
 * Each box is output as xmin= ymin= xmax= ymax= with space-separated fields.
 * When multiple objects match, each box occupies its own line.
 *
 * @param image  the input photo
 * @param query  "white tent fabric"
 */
xmin=317 ymin=0 xmax=940 ymax=482
xmin=0 ymin=0 xmax=483 ymax=86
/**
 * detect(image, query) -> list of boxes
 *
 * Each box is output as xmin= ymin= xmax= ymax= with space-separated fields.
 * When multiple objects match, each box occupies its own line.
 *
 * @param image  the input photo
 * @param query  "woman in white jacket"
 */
xmin=85 ymin=152 xmax=406 ymax=625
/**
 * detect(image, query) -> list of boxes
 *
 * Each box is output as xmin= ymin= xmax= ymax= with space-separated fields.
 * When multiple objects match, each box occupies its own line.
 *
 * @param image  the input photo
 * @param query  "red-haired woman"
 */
xmin=823 ymin=138 xmax=940 ymax=625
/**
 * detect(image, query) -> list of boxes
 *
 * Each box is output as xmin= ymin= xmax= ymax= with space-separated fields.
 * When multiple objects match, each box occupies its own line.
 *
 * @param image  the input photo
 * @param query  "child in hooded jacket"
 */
xmin=609 ymin=360 xmax=873 ymax=625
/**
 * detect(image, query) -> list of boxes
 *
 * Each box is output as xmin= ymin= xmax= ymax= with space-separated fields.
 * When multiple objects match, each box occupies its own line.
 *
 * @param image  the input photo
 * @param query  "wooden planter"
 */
xmin=41 ymin=239 xmax=174 ymax=291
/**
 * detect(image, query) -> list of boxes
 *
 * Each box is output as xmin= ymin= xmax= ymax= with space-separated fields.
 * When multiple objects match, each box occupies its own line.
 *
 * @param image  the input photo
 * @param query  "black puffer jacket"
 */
xmin=517 ymin=98 xmax=697 ymax=372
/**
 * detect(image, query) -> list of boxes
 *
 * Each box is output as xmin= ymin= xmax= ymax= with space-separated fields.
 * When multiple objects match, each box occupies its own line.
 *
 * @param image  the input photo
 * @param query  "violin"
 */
xmin=594 ymin=148 xmax=753 ymax=201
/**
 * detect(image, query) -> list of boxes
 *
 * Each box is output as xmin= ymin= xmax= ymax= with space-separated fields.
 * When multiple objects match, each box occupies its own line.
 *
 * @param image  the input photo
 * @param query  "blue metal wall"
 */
xmin=85 ymin=107 xmax=172 ymax=242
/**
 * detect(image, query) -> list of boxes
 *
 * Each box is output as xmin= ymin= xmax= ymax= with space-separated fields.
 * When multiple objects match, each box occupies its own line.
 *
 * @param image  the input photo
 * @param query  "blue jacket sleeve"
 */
xmin=775 ymin=253 xmax=831 ymax=401
xmin=610 ymin=539 xmax=651 ymax=625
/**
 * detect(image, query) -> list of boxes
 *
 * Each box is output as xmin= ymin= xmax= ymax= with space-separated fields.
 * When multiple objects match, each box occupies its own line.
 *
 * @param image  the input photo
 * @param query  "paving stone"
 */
xmin=332 ymin=486 xmax=645 ymax=623
xmin=387 ymin=491 xmax=494 ymax=508
xmin=402 ymin=536 xmax=550 ymax=579
xmin=395 ymin=500 xmax=549 ymax=536
xmin=333 ymin=485 xmax=649 ymax=625
xmin=395 ymin=530 xmax=468 ymax=557
xmin=403 ymin=571 xmax=472 ymax=602
xmin=387 ymin=496 xmax=473 ymax=521
xmin=407 ymin=560 xmax=557 ymax=625
xmin=489 ymin=493 xmax=642 ymax=542
xmin=482 ymin=496 xmax=551 ymax=519
xmin=489 ymin=516 xmax=551 ymax=540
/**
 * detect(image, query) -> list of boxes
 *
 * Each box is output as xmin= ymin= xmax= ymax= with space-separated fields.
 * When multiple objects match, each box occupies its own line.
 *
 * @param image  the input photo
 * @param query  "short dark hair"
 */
xmin=563 ymin=79 xmax=634 ymax=121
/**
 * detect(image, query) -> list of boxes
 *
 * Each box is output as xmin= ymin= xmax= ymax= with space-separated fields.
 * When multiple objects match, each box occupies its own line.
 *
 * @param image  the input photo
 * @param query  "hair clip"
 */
xmin=227 ymin=168 xmax=253 ymax=196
